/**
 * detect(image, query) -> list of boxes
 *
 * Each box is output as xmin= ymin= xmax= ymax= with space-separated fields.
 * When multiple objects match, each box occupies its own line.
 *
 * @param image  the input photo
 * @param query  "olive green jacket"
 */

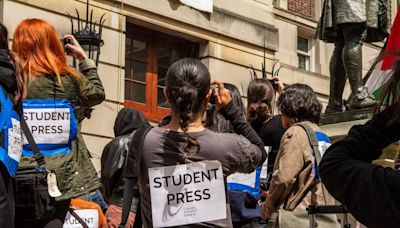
xmin=19 ymin=59 xmax=105 ymax=201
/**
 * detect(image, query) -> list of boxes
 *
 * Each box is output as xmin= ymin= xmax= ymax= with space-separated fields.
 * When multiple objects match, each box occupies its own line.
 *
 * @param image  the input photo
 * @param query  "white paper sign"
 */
xmin=63 ymin=209 xmax=98 ymax=228
xmin=180 ymin=0 xmax=213 ymax=13
xmin=23 ymin=108 xmax=71 ymax=144
xmin=318 ymin=141 xmax=331 ymax=157
xmin=8 ymin=118 xmax=22 ymax=162
xmin=149 ymin=160 xmax=226 ymax=227
xmin=227 ymin=171 xmax=256 ymax=187
xmin=260 ymin=146 xmax=271 ymax=179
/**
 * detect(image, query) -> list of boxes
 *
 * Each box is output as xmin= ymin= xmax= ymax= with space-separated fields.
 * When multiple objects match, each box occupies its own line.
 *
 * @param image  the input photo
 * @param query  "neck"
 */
xmin=163 ymin=111 xmax=205 ymax=132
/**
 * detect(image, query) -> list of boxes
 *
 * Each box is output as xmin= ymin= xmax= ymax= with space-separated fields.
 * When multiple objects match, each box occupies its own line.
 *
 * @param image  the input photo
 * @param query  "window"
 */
xmin=297 ymin=36 xmax=311 ymax=71
xmin=125 ymin=24 xmax=198 ymax=120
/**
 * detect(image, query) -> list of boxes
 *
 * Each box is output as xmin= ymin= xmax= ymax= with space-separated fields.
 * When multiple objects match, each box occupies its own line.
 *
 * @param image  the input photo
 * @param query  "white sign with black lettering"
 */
xmin=63 ymin=209 xmax=98 ymax=228
xmin=23 ymin=108 xmax=71 ymax=144
xmin=8 ymin=118 xmax=22 ymax=162
xmin=149 ymin=160 xmax=226 ymax=227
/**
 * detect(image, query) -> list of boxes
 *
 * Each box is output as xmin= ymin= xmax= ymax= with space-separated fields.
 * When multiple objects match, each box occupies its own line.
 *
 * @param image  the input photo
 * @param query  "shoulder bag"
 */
xmin=268 ymin=123 xmax=341 ymax=228
xmin=14 ymin=116 xmax=58 ymax=222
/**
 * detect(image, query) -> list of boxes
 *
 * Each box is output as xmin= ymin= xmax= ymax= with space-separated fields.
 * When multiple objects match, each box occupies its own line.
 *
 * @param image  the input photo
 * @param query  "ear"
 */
xmin=163 ymin=88 xmax=171 ymax=103
xmin=205 ymin=89 xmax=212 ymax=103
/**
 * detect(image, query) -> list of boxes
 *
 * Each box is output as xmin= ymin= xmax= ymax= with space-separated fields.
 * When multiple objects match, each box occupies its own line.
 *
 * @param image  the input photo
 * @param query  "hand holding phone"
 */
xmin=63 ymin=35 xmax=88 ymax=61
xmin=63 ymin=37 xmax=72 ymax=46
xmin=210 ymin=81 xmax=232 ymax=110
xmin=269 ymin=76 xmax=284 ymax=94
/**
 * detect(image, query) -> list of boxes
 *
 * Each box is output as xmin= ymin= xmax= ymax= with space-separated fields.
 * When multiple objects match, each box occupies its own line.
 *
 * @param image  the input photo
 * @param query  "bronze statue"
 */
xmin=317 ymin=0 xmax=389 ymax=113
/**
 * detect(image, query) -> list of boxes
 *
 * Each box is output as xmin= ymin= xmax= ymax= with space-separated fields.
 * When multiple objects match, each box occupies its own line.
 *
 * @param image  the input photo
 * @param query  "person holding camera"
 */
xmin=246 ymin=78 xmax=286 ymax=195
xmin=13 ymin=18 xmax=105 ymax=228
xmin=133 ymin=58 xmax=266 ymax=227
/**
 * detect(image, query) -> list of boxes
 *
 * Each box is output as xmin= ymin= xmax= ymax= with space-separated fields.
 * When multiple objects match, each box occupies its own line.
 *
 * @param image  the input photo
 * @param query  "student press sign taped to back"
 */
xmin=63 ymin=209 xmax=99 ymax=228
xmin=149 ymin=160 xmax=226 ymax=227
xmin=22 ymin=99 xmax=78 ymax=156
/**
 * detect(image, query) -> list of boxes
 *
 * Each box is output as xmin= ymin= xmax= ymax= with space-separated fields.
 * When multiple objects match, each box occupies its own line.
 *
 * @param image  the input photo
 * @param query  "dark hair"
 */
xmin=247 ymin=79 xmax=274 ymax=123
xmin=0 ymin=23 xmax=25 ymax=105
xmin=166 ymin=58 xmax=210 ymax=154
xmin=205 ymin=83 xmax=245 ymax=133
xmin=277 ymin=83 xmax=322 ymax=124
xmin=0 ymin=23 xmax=7 ymax=50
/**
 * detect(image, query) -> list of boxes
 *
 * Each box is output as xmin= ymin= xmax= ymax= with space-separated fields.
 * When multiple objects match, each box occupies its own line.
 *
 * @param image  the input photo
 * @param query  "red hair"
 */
xmin=12 ymin=19 xmax=80 ymax=85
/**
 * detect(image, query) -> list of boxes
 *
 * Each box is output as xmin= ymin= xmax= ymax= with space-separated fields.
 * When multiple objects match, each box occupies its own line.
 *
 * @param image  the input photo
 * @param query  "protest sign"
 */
xmin=23 ymin=107 xmax=71 ymax=145
xmin=149 ymin=160 xmax=226 ymax=227
xmin=63 ymin=209 xmax=98 ymax=228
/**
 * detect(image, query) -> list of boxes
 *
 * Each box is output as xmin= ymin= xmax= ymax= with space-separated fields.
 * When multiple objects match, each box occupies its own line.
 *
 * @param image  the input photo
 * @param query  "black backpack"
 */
xmin=119 ymin=124 xmax=152 ymax=228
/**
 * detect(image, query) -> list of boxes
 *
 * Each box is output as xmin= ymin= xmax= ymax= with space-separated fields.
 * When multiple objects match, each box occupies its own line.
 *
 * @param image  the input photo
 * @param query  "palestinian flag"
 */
xmin=364 ymin=60 xmax=392 ymax=100
xmin=365 ymin=7 xmax=400 ymax=100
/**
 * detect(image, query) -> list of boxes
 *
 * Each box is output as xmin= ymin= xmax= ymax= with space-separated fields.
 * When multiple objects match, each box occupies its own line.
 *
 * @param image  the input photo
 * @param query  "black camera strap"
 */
xmin=20 ymin=116 xmax=46 ymax=167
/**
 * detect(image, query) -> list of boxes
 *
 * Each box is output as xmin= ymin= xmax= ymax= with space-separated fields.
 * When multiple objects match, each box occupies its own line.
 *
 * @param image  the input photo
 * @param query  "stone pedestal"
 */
xmin=320 ymin=107 xmax=400 ymax=169
xmin=319 ymin=108 xmax=374 ymax=142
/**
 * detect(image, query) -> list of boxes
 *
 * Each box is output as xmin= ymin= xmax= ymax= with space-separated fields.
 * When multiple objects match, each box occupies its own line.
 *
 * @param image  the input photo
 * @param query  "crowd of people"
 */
xmin=0 ymin=16 xmax=398 ymax=228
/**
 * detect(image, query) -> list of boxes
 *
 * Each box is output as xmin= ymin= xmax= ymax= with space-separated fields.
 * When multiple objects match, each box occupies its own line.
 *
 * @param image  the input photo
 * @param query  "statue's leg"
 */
xmin=341 ymin=23 xmax=376 ymax=109
xmin=326 ymin=35 xmax=346 ymax=113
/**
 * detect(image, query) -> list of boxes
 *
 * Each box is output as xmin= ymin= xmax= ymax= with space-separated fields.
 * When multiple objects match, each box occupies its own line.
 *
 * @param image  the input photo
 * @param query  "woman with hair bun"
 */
xmin=137 ymin=58 xmax=266 ymax=227
xmin=246 ymin=78 xmax=286 ymax=196
xmin=247 ymin=79 xmax=275 ymax=133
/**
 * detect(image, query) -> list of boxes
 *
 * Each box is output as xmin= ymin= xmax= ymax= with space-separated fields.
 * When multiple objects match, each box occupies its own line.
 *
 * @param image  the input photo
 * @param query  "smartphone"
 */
xmin=63 ymin=37 xmax=72 ymax=46
xmin=268 ymin=78 xmax=279 ymax=91
xmin=209 ymin=84 xmax=219 ymax=104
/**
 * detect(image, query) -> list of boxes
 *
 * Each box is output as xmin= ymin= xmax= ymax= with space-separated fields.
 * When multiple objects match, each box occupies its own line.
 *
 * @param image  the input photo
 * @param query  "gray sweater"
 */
xmin=139 ymin=102 xmax=266 ymax=227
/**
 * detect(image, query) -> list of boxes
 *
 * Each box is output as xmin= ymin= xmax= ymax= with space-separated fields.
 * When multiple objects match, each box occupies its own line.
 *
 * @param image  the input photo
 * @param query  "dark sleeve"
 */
xmin=101 ymin=139 xmax=123 ymax=203
xmin=219 ymin=101 xmax=266 ymax=165
xmin=319 ymin=107 xmax=400 ymax=228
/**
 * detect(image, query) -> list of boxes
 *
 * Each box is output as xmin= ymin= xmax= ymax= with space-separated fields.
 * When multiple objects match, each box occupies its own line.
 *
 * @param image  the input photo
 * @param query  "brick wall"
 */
xmin=287 ymin=0 xmax=315 ymax=20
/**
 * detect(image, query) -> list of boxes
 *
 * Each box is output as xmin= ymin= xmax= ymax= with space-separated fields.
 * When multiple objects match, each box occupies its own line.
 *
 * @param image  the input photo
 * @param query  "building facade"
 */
xmin=1 ymin=0 xmax=397 ymax=170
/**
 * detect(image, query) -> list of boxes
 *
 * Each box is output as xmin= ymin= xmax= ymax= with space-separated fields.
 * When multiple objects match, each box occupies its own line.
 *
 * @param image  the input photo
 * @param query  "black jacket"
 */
xmin=0 ymin=49 xmax=17 ymax=98
xmin=258 ymin=115 xmax=286 ymax=174
xmin=100 ymin=107 xmax=148 ymax=204
xmin=319 ymin=107 xmax=400 ymax=228
xmin=0 ymin=49 xmax=18 ymax=152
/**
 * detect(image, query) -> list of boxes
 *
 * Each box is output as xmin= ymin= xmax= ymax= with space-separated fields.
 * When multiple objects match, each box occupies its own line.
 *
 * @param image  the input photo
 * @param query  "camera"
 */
xmin=209 ymin=84 xmax=219 ymax=105
xmin=63 ymin=37 xmax=72 ymax=46
xmin=268 ymin=78 xmax=279 ymax=91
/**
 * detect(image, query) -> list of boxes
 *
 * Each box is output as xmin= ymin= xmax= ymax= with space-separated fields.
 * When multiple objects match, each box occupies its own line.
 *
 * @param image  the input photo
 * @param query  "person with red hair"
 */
xmin=13 ymin=18 xmax=105 ymax=227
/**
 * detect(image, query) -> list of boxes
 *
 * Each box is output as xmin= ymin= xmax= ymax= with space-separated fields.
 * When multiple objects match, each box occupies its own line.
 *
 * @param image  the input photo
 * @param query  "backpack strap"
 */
xmin=119 ymin=124 xmax=152 ymax=228
xmin=294 ymin=123 xmax=330 ymax=205
xmin=20 ymin=115 xmax=46 ymax=167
